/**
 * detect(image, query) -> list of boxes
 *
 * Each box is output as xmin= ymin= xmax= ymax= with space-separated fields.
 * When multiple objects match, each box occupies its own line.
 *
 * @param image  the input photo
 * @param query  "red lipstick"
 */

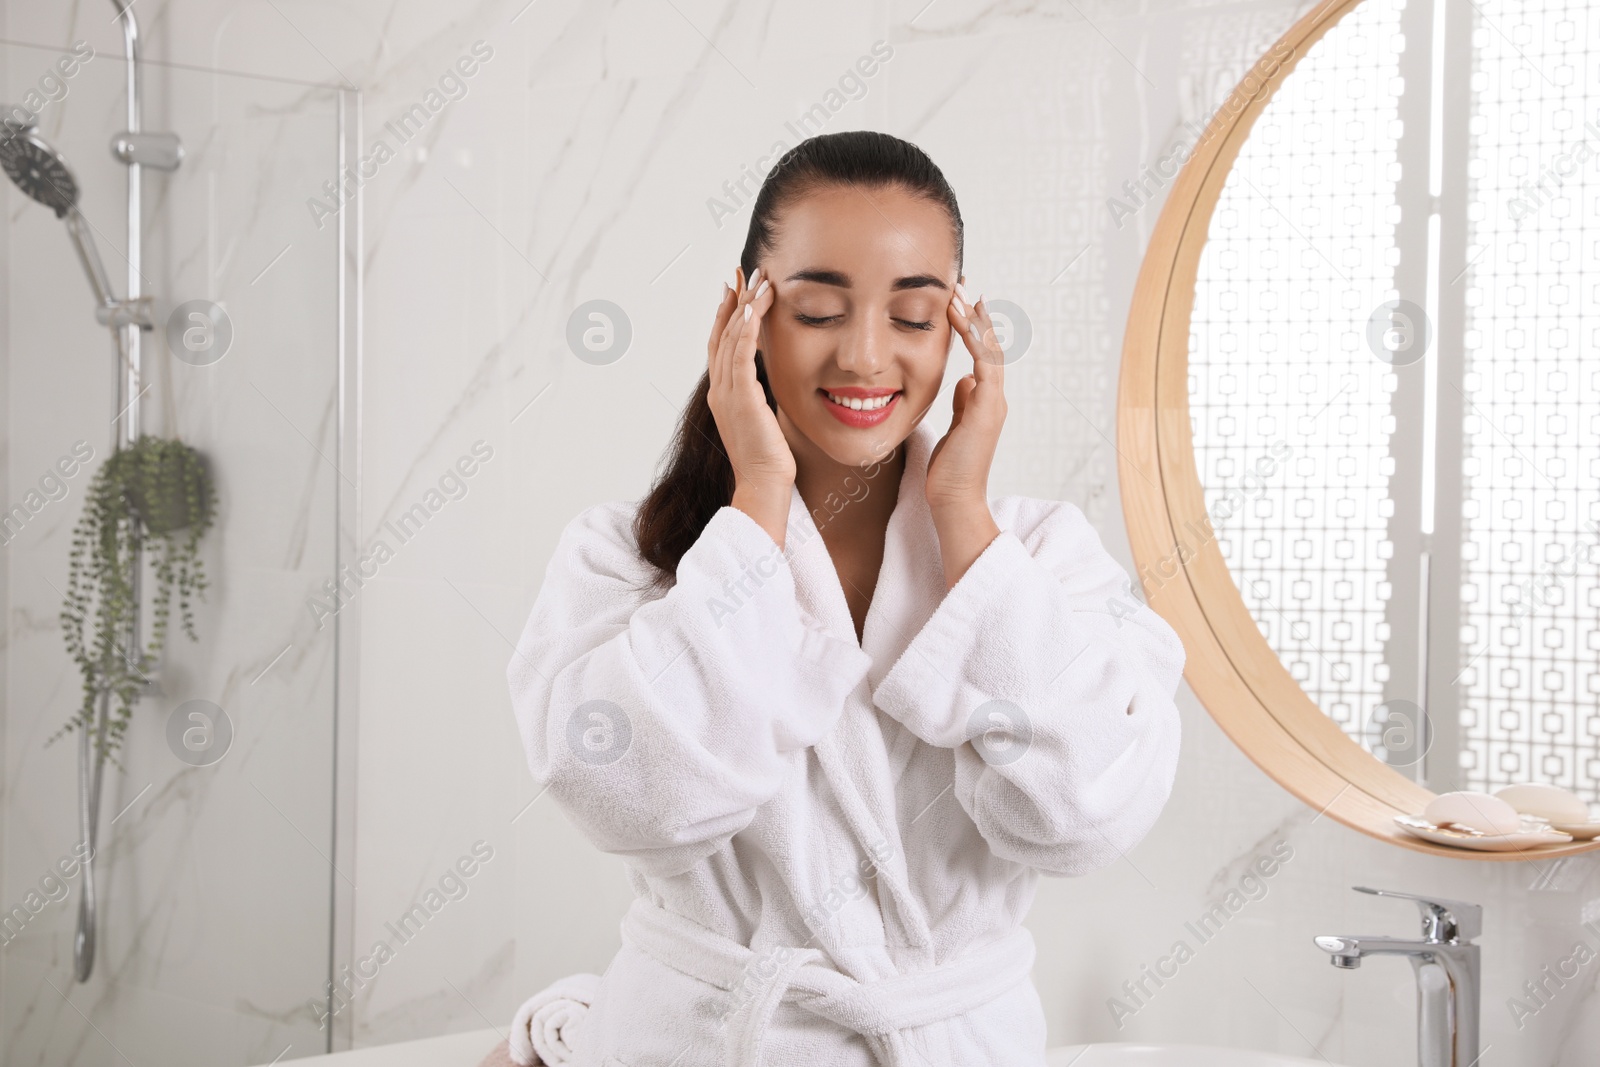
xmin=819 ymin=386 xmax=900 ymax=428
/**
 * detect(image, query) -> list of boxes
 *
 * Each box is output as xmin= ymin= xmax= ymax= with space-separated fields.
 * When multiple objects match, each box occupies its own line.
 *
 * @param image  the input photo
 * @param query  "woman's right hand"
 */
xmin=707 ymin=266 xmax=792 ymax=546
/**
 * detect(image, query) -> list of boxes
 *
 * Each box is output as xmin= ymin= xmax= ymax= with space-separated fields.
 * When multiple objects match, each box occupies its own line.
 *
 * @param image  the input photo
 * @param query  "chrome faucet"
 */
xmin=1315 ymin=886 xmax=1481 ymax=1067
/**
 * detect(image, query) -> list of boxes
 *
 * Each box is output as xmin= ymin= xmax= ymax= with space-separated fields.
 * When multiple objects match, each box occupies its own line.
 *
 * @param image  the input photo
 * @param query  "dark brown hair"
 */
xmin=633 ymin=130 xmax=964 ymax=580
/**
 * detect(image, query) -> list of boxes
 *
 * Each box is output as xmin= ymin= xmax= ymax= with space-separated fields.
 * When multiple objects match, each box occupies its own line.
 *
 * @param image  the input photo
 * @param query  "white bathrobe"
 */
xmin=507 ymin=422 xmax=1185 ymax=1067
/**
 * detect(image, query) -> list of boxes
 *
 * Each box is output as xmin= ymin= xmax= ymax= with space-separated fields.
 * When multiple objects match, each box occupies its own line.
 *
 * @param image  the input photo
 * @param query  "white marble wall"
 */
xmin=5 ymin=1 xmax=1600 ymax=1066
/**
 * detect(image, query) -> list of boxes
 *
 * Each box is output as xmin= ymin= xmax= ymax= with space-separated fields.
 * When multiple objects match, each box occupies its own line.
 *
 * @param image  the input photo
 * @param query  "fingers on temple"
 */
xmin=969 ymin=295 xmax=1004 ymax=384
xmin=733 ymin=273 xmax=774 ymax=370
xmin=713 ymin=270 xmax=750 ymax=389
xmin=715 ymin=267 xmax=762 ymax=389
xmin=710 ymin=269 xmax=746 ymax=374
xmin=709 ymin=283 xmax=737 ymax=372
xmin=948 ymin=284 xmax=995 ymax=376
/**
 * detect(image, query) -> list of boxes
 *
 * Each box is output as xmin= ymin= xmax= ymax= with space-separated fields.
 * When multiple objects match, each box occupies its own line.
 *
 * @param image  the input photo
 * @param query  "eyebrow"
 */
xmin=783 ymin=268 xmax=949 ymax=292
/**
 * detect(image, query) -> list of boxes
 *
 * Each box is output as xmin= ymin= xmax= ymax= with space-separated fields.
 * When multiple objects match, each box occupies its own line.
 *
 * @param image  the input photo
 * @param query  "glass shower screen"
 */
xmin=1 ymin=38 xmax=356 ymax=1065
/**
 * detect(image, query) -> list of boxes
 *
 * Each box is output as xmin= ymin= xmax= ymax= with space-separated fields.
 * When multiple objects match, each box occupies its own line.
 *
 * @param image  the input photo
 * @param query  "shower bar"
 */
xmin=114 ymin=0 xmax=142 ymax=451
xmin=73 ymin=0 xmax=180 ymax=984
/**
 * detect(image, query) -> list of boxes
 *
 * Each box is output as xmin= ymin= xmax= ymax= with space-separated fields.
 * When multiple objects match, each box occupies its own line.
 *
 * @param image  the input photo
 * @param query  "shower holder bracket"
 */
xmin=112 ymin=131 xmax=183 ymax=171
xmin=96 ymin=296 xmax=155 ymax=330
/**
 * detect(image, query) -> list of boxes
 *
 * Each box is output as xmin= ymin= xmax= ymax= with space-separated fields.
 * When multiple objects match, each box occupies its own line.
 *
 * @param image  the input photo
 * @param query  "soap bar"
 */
xmin=1495 ymin=783 xmax=1590 ymax=824
xmin=1423 ymin=791 xmax=1521 ymax=835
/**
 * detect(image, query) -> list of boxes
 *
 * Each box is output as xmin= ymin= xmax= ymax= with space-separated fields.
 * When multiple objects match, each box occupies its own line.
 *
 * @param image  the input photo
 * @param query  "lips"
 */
xmin=820 ymin=387 xmax=900 ymax=427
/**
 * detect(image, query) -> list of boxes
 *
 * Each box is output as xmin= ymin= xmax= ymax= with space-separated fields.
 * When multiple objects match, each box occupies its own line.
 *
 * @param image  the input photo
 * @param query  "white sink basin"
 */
xmin=247 ymin=1028 xmax=502 ymax=1065
xmin=253 ymin=1034 xmax=1331 ymax=1067
xmin=1049 ymin=1043 xmax=1332 ymax=1066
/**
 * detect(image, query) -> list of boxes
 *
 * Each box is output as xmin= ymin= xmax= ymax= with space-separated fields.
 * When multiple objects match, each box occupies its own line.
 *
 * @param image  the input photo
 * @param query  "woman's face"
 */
xmin=755 ymin=182 xmax=959 ymax=470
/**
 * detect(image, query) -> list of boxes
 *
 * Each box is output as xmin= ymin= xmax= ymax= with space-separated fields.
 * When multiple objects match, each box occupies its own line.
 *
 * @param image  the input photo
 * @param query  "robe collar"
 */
xmin=779 ymin=421 xmax=945 ymax=668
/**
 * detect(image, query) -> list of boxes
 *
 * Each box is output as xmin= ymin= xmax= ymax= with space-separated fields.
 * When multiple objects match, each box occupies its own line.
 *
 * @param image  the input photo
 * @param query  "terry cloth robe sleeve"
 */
xmin=508 ymin=503 xmax=873 ymax=878
xmin=872 ymin=499 xmax=1185 ymax=877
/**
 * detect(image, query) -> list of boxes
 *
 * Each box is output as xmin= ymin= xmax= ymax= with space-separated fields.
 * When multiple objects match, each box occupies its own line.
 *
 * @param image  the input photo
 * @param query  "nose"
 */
xmin=832 ymin=314 xmax=890 ymax=378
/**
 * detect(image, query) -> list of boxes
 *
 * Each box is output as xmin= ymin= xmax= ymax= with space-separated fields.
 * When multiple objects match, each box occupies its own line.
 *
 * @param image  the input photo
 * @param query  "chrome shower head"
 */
xmin=1 ymin=116 xmax=116 ymax=309
xmin=1 ymin=124 xmax=81 ymax=218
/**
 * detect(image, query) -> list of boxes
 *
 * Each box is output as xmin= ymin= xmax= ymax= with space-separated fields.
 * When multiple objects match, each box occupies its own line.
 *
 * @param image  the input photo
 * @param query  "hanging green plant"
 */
xmin=52 ymin=435 xmax=215 ymax=762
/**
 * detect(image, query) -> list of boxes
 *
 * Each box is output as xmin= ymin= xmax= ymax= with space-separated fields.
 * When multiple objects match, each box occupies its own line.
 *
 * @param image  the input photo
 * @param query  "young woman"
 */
xmin=506 ymin=131 xmax=1185 ymax=1067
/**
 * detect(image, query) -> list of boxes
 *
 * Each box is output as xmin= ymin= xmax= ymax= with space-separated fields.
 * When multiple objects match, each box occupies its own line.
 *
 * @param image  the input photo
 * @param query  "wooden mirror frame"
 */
xmin=1115 ymin=0 xmax=1600 ymax=859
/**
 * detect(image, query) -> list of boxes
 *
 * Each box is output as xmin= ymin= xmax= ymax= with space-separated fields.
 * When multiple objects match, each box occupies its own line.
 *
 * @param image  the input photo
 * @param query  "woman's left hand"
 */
xmin=927 ymin=280 xmax=1006 ymax=588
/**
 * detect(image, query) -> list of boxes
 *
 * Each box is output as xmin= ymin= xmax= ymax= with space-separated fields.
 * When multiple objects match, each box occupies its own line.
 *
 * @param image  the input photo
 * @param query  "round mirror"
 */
xmin=1119 ymin=0 xmax=1600 ymax=856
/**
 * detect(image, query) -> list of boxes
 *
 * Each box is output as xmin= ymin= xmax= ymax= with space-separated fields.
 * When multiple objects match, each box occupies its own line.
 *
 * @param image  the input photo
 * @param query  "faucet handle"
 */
xmin=1353 ymin=886 xmax=1482 ymax=942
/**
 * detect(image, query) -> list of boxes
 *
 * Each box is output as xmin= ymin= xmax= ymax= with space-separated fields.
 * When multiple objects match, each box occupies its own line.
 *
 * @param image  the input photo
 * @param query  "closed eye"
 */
xmin=795 ymin=313 xmax=936 ymax=331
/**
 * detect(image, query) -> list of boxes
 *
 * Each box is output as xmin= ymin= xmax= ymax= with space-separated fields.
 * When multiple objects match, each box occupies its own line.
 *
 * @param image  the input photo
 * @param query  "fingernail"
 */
xmin=952 ymin=296 xmax=965 ymax=315
xmin=750 ymin=267 xmax=763 ymax=286
xmin=755 ymin=279 xmax=770 ymax=299
xmin=974 ymin=292 xmax=984 ymax=308
xmin=968 ymin=322 xmax=981 ymax=342
xmin=722 ymin=282 xmax=732 ymax=299
xmin=743 ymin=304 xmax=752 ymax=321
xmin=955 ymin=282 xmax=970 ymax=302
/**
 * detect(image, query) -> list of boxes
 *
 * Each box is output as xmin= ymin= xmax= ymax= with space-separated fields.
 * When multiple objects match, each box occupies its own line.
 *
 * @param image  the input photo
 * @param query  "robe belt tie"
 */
xmin=619 ymin=896 xmax=1036 ymax=1067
